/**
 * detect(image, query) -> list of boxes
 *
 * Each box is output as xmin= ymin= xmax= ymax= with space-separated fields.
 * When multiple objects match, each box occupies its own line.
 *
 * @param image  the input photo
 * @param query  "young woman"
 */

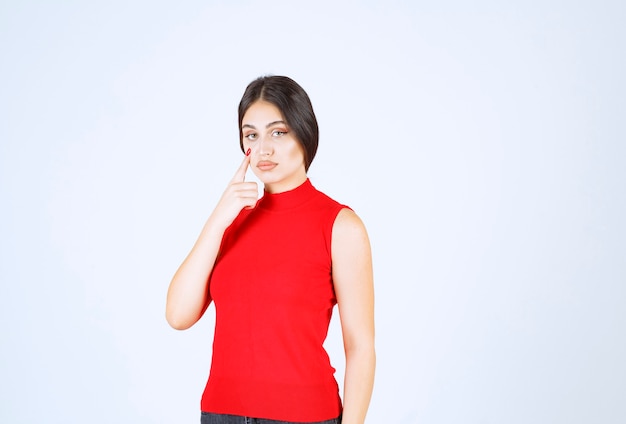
xmin=166 ymin=76 xmax=375 ymax=424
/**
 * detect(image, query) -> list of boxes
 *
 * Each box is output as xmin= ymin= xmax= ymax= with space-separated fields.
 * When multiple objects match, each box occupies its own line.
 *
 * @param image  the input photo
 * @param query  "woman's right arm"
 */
xmin=165 ymin=153 xmax=257 ymax=330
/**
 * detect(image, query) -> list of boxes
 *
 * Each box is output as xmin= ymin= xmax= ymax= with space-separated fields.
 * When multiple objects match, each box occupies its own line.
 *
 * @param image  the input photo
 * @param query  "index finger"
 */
xmin=230 ymin=150 xmax=251 ymax=183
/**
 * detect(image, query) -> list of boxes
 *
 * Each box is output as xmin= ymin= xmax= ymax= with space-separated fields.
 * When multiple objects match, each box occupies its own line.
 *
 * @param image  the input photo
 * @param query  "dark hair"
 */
xmin=238 ymin=75 xmax=319 ymax=171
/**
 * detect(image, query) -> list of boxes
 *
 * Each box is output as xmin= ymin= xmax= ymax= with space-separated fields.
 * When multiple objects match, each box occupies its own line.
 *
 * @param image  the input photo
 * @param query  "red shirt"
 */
xmin=201 ymin=179 xmax=346 ymax=422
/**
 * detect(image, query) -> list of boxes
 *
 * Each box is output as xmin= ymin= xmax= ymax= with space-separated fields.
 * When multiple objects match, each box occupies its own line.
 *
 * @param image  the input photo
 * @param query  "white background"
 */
xmin=1 ymin=1 xmax=624 ymax=423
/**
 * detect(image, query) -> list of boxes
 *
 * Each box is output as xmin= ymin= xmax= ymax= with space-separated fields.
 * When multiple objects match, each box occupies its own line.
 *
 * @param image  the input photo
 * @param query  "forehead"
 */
xmin=242 ymin=100 xmax=284 ymax=125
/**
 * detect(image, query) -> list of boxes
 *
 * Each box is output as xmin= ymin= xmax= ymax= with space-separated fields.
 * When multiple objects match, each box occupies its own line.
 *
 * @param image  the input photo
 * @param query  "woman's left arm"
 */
xmin=332 ymin=208 xmax=376 ymax=424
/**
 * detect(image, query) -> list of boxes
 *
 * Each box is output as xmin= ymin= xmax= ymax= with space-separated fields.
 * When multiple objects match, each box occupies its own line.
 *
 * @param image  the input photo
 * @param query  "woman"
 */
xmin=166 ymin=76 xmax=375 ymax=424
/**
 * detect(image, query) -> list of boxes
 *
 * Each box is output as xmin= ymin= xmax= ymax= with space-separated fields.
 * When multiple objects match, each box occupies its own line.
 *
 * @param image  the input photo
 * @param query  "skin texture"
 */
xmin=166 ymin=100 xmax=375 ymax=424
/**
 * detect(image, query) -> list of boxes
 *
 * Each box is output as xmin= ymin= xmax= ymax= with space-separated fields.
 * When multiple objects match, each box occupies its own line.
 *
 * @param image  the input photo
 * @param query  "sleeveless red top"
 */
xmin=201 ymin=179 xmax=346 ymax=422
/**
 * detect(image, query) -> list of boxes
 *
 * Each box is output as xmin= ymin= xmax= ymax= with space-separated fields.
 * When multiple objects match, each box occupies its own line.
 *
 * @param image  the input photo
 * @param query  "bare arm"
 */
xmin=332 ymin=208 xmax=376 ymax=424
xmin=165 ymin=153 xmax=258 ymax=330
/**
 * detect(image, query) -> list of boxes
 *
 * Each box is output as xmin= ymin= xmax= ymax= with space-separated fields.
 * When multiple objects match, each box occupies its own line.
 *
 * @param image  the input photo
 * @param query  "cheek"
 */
xmin=249 ymin=162 xmax=263 ymax=179
xmin=288 ymin=141 xmax=306 ymax=162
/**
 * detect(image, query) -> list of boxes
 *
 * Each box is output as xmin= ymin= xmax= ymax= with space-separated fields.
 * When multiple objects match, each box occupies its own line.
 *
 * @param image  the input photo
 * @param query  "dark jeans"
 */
xmin=201 ymin=412 xmax=341 ymax=424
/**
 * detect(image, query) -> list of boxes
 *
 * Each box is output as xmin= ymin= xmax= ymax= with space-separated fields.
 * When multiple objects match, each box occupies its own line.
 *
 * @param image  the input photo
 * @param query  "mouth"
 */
xmin=257 ymin=160 xmax=278 ymax=171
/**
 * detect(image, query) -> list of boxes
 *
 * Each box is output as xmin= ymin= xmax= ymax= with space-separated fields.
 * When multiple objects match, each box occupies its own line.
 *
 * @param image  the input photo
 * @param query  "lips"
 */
xmin=257 ymin=160 xmax=277 ymax=171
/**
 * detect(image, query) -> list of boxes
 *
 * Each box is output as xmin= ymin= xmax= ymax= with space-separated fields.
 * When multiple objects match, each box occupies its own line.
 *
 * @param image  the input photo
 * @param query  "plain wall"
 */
xmin=1 ymin=1 xmax=624 ymax=423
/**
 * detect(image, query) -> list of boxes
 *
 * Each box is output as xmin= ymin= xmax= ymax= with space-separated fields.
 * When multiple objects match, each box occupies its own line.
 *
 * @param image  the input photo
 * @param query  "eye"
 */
xmin=272 ymin=130 xmax=287 ymax=137
xmin=244 ymin=133 xmax=257 ymax=141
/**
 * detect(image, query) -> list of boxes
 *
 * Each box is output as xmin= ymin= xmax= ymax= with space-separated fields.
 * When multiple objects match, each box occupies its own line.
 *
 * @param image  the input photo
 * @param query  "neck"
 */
xmin=263 ymin=172 xmax=308 ymax=194
xmin=258 ymin=178 xmax=315 ymax=211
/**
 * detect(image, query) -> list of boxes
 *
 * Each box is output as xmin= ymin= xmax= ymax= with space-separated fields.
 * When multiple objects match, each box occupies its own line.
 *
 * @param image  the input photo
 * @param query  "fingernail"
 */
xmin=246 ymin=148 xmax=251 ymax=156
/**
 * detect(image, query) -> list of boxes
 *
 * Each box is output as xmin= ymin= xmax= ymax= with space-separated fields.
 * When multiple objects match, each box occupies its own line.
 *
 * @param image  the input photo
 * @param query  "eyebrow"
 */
xmin=241 ymin=120 xmax=286 ymax=130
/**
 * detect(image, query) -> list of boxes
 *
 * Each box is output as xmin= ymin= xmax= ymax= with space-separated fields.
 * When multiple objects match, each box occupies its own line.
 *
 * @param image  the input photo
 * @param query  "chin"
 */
xmin=260 ymin=176 xmax=283 ymax=186
xmin=251 ymin=170 xmax=272 ymax=182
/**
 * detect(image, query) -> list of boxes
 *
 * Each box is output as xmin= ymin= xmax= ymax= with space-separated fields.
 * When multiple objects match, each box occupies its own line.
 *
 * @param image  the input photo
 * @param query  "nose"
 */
xmin=257 ymin=135 xmax=273 ymax=156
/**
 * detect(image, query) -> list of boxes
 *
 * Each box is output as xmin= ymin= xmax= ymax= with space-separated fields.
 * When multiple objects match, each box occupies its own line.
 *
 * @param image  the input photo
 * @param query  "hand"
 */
xmin=210 ymin=152 xmax=259 ymax=230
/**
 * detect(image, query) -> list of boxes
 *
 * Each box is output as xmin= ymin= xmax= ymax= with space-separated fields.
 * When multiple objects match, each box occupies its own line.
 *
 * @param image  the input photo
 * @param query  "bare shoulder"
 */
xmin=332 ymin=207 xmax=370 ymax=250
xmin=331 ymin=207 xmax=374 ymax=307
